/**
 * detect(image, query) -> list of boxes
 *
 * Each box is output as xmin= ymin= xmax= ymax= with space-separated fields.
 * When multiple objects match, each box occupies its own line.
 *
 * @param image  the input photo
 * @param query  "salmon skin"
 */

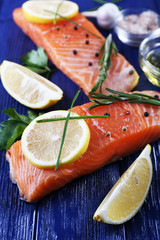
xmin=13 ymin=8 xmax=139 ymax=95
xmin=6 ymin=91 xmax=160 ymax=202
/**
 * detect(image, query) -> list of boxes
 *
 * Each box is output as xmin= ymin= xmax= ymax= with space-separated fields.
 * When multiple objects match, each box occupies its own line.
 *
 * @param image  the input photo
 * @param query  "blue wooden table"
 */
xmin=0 ymin=0 xmax=160 ymax=239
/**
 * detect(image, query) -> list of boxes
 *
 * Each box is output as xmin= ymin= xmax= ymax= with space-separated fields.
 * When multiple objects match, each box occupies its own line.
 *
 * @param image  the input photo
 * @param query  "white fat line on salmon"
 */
xmin=53 ymin=47 xmax=102 ymax=54
xmin=59 ymin=57 xmax=99 ymax=64
xmin=110 ymin=56 xmax=121 ymax=73
xmin=61 ymin=62 xmax=98 ymax=68
xmin=108 ymin=63 xmax=134 ymax=79
xmin=81 ymin=106 xmax=107 ymax=135
xmin=72 ymin=70 xmax=97 ymax=88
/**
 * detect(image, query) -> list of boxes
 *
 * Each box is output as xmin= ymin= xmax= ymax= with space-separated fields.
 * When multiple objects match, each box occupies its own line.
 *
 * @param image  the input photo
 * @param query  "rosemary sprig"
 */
xmin=90 ymin=34 xmax=118 ymax=93
xmin=88 ymin=0 xmax=122 ymax=11
xmin=54 ymin=89 xmax=81 ymax=170
xmin=37 ymin=115 xmax=109 ymax=123
xmin=44 ymin=9 xmax=102 ymax=39
xmin=88 ymin=88 xmax=160 ymax=110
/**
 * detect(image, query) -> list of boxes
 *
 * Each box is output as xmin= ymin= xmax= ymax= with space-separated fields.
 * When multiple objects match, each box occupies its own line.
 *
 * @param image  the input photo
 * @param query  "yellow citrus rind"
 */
xmin=22 ymin=1 xmax=79 ymax=24
xmin=21 ymin=110 xmax=90 ymax=168
xmin=93 ymin=144 xmax=152 ymax=224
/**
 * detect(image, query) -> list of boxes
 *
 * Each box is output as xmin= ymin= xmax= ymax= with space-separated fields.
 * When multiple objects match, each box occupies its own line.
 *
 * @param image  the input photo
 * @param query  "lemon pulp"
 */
xmin=0 ymin=60 xmax=63 ymax=109
xmin=22 ymin=0 xmax=79 ymax=24
xmin=21 ymin=111 xmax=90 ymax=168
xmin=93 ymin=145 xmax=152 ymax=224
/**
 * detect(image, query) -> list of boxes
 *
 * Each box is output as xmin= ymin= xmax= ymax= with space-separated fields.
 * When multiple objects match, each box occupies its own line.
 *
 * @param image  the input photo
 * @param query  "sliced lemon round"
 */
xmin=0 ymin=60 xmax=63 ymax=109
xmin=22 ymin=0 xmax=79 ymax=24
xmin=21 ymin=110 xmax=90 ymax=168
xmin=93 ymin=144 xmax=153 ymax=224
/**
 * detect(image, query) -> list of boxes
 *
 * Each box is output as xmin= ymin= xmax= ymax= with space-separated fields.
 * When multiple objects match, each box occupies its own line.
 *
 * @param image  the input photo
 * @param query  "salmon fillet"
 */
xmin=13 ymin=8 xmax=139 ymax=95
xmin=6 ymin=91 xmax=160 ymax=202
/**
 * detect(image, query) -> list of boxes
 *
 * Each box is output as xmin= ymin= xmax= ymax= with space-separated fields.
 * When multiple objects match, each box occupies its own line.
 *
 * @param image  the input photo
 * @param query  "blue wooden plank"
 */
xmin=0 ymin=2 xmax=37 ymax=239
xmin=36 ymin=164 xmax=125 ymax=240
xmin=0 ymin=142 xmax=37 ymax=239
xmin=119 ymin=141 xmax=160 ymax=240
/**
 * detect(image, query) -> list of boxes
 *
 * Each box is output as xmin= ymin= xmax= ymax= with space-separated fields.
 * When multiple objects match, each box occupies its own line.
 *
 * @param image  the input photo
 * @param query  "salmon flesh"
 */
xmin=6 ymin=91 xmax=160 ymax=202
xmin=13 ymin=8 xmax=139 ymax=95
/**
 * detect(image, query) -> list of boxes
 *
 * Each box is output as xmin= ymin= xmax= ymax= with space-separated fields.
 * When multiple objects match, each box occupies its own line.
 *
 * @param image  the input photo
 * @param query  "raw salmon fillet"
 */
xmin=6 ymin=91 xmax=160 ymax=202
xmin=13 ymin=8 xmax=139 ymax=95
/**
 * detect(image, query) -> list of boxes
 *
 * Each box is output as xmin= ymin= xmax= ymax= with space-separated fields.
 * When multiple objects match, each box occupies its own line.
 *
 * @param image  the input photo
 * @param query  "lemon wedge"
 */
xmin=0 ymin=60 xmax=63 ymax=109
xmin=22 ymin=0 xmax=79 ymax=24
xmin=21 ymin=110 xmax=90 ymax=168
xmin=93 ymin=144 xmax=153 ymax=224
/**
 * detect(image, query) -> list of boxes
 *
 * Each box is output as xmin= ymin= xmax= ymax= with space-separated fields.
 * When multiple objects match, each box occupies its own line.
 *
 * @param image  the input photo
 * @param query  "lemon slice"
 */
xmin=93 ymin=144 xmax=153 ymax=224
xmin=0 ymin=60 xmax=63 ymax=109
xmin=21 ymin=110 xmax=90 ymax=168
xmin=22 ymin=1 xmax=79 ymax=24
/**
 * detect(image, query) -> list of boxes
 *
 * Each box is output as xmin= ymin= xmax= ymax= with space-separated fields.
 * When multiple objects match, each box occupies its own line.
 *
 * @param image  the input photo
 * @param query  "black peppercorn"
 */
xmin=154 ymin=95 xmax=159 ymax=99
xmin=95 ymin=52 xmax=99 ymax=57
xmin=144 ymin=112 xmax=149 ymax=117
xmin=104 ymin=113 xmax=110 ymax=117
xmin=73 ymin=50 xmax=77 ymax=55
xmin=85 ymin=40 xmax=89 ymax=44
xmin=88 ymin=62 xmax=92 ymax=66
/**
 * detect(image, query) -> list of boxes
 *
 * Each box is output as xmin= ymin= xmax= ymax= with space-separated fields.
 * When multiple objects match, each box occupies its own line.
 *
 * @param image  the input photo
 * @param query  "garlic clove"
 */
xmin=97 ymin=3 xmax=121 ymax=29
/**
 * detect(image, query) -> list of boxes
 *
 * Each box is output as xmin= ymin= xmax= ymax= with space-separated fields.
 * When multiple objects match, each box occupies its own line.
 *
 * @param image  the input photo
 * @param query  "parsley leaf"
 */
xmin=0 ymin=108 xmax=39 ymax=151
xmin=21 ymin=47 xmax=57 ymax=79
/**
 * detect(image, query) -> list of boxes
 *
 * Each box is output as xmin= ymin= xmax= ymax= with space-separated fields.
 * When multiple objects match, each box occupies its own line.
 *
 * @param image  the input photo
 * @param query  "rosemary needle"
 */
xmin=90 ymin=34 xmax=118 ymax=93
xmin=88 ymin=88 xmax=160 ymax=110
xmin=44 ymin=9 xmax=102 ymax=39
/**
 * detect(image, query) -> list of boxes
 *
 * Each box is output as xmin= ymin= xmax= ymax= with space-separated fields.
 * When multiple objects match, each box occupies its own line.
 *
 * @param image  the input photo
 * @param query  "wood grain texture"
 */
xmin=0 ymin=0 xmax=160 ymax=239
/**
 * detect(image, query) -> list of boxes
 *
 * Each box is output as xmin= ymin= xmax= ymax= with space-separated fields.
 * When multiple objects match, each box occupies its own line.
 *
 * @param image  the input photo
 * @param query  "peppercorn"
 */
xmin=86 ymin=34 xmax=89 ymax=37
xmin=88 ymin=62 xmax=92 ymax=66
xmin=144 ymin=112 xmax=149 ymax=117
xmin=154 ymin=95 xmax=159 ymax=99
xmin=95 ymin=52 xmax=99 ymax=57
xmin=104 ymin=113 xmax=110 ymax=117
xmin=106 ymin=131 xmax=111 ymax=136
xmin=85 ymin=40 xmax=89 ymax=45
xmin=122 ymin=126 xmax=127 ymax=131
xmin=73 ymin=50 xmax=77 ymax=55
xmin=129 ymin=70 xmax=134 ymax=75
xmin=74 ymin=26 xmax=78 ymax=30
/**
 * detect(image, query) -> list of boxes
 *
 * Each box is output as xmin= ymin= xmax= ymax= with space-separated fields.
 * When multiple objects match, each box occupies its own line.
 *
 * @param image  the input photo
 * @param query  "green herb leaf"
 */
xmin=54 ymin=1 xmax=64 ymax=24
xmin=21 ymin=47 xmax=56 ymax=79
xmin=88 ymin=88 xmax=160 ymax=110
xmin=90 ymin=34 xmax=118 ymax=93
xmin=55 ymin=89 xmax=81 ymax=170
xmin=87 ymin=0 xmax=122 ymax=11
xmin=36 ymin=115 xmax=109 ymax=123
xmin=0 ymin=108 xmax=39 ymax=151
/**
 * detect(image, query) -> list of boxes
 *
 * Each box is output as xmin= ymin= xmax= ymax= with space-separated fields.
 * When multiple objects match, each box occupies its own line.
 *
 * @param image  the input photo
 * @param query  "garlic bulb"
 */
xmin=82 ymin=3 xmax=121 ymax=29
